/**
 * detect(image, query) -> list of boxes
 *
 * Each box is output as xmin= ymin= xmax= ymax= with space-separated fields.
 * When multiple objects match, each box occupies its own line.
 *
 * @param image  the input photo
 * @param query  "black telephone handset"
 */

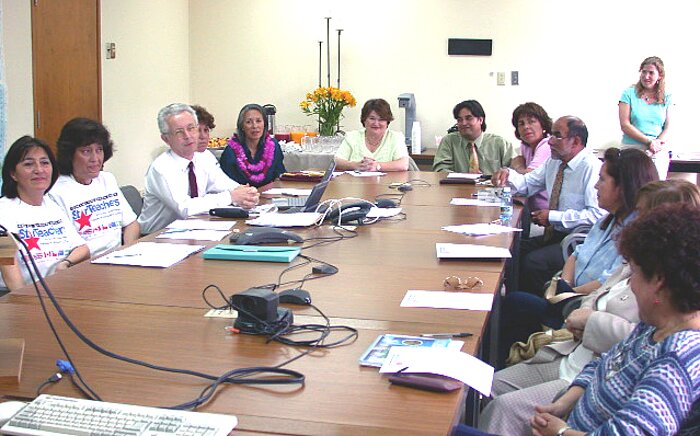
xmin=325 ymin=202 xmax=373 ymax=224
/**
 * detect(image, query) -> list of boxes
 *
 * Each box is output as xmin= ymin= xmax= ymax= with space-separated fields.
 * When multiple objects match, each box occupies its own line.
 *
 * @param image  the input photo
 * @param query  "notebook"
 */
xmin=202 ymin=245 xmax=301 ymax=263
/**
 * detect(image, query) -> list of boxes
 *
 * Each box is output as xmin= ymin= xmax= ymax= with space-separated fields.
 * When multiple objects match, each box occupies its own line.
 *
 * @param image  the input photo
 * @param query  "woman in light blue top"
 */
xmin=619 ymin=56 xmax=672 ymax=179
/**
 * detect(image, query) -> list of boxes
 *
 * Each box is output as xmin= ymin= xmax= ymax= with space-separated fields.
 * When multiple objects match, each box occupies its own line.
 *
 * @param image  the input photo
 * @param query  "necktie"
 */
xmin=468 ymin=142 xmax=481 ymax=174
xmin=543 ymin=162 xmax=567 ymax=242
xmin=188 ymin=161 xmax=198 ymax=198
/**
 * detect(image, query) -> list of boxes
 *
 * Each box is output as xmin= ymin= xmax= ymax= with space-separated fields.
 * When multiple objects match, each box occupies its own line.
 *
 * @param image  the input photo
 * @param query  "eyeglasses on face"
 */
xmin=170 ymin=124 xmax=199 ymax=138
xmin=443 ymin=275 xmax=484 ymax=291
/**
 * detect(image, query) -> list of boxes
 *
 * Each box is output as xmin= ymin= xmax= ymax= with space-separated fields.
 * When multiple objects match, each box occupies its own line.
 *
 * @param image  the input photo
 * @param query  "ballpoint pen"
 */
xmin=420 ymin=332 xmax=473 ymax=338
xmin=112 ymin=253 xmax=143 ymax=258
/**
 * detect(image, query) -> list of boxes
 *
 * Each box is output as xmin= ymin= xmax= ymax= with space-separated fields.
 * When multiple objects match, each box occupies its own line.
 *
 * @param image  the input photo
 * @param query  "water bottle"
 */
xmin=500 ymin=187 xmax=513 ymax=222
xmin=411 ymin=121 xmax=422 ymax=154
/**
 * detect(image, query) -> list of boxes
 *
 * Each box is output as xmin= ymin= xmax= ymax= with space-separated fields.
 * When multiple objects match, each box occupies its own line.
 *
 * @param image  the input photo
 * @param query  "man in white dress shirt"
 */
xmin=138 ymin=103 xmax=259 ymax=234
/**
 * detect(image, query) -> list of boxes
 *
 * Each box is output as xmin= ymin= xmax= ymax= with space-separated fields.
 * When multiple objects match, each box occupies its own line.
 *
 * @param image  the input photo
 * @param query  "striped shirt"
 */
xmin=569 ymin=322 xmax=700 ymax=435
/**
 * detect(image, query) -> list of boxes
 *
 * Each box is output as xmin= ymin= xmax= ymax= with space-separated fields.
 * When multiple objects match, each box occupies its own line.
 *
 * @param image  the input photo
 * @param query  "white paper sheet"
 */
xmin=436 ymin=243 xmax=511 ymax=259
xmin=166 ymin=219 xmax=234 ymax=231
xmin=246 ymin=212 xmax=322 ymax=227
xmin=345 ymin=171 xmax=386 ymax=177
xmin=450 ymin=198 xmax=500 ymax=207
xmin=401 ymin=290 xmax=494 ymax=311
xmin=92 ymin=242 xmax=205 ymax=268
xmin=156 ymin=229 xmax=231 ymax=241
xmin=366 ymin=207 xmax=402 ymax=218
xmin=446 ymin=172 xmax=481 ymax=179
xmin=379 ymin=347 xmax=494 ymax=396
xmin=262 ymin=188 xmax=312 ymax=196
xmin=442 ymin=223 xmax=522 ymax=236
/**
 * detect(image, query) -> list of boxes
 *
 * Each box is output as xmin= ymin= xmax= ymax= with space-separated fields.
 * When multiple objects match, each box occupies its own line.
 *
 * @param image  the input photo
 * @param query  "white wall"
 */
xmin=3 ymin=0 xmax=700 ymax=189
xmin=101 ymin=0 xmax=190 ymax=187
xmin=190 ymin=0 xmax=700 ymax=155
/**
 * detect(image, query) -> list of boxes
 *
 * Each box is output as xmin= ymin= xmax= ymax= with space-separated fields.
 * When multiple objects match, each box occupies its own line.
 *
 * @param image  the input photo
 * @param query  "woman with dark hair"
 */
xmin=219 ymin=104 xmax=286 ymax=188
xmin=0 ymin=136 xmax=89 ymax=291
xmin=499 ymin=148 xmax=658 ymax=373
xmin=619 ymin=56 xmax=672 ymax=179
xmin=49 ymin=118 xmax=139 ymax=257
xmin=334 ymin=98 xmax=409 ymax=171
xmin=191 ymin=104 xmax=219 ymax=167
xmin=478 ymin=180 xmax=699 ymax=435
xmin=530 ymin=203 xmax=700 ymax=435
xmin=510 ymin=102 xmax=553 ymax=212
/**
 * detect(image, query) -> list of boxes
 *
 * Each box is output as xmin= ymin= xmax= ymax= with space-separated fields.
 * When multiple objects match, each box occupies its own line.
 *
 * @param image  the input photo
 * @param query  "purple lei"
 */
xmin=227 ymin=135 xmax=275 ymax=184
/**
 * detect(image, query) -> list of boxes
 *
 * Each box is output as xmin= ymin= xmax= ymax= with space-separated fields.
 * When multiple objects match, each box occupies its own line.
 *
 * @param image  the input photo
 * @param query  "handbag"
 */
xmin=542 ymin=276 xmax=584 ymax=328
xmin=506 ymin=328 xmax=573 ymax=366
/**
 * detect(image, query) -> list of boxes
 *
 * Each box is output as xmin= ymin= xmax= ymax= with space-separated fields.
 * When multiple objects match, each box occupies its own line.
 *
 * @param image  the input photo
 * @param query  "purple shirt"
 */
xmin=520 ymin=137 xmax=551 ymax=211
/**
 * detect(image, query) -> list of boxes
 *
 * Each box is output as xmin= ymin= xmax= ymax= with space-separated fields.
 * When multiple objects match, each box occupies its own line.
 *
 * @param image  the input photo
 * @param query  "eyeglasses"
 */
xmin=170 ymin=124 xmax=198 ymax=138
xmin=443 ymin=275 xmax=484 ymax=291
xmin=549 ymin=132 xmax=571 ymax=140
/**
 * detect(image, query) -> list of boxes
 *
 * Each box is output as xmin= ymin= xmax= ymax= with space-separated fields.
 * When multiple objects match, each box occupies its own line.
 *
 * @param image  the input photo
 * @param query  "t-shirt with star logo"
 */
xmin=49 ymin=172 xmax=137 ymax=257
xmin=0 ymin=196 xmax=86 ymax=288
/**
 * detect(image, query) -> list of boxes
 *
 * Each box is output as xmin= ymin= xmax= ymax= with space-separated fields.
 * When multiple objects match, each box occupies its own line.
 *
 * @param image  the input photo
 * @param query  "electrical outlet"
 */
xmin=497 ymin=72 xmax=505 ymax=86
xmin=511 ymin=71 xmax=519 ymax=86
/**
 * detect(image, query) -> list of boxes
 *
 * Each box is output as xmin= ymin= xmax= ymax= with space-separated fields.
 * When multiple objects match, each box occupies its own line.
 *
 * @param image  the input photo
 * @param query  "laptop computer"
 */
xmin=272 ymin=160 xmax=336 ymax=212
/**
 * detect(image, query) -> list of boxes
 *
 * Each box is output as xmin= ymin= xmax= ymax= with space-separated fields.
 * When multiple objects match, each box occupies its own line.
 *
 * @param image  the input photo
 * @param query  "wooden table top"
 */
xmin=1 ymin=171 xmax=517 ymax=435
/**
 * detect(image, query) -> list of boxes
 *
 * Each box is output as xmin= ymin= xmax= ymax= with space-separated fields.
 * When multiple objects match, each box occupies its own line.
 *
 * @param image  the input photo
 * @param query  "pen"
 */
xmin=420 ymin=332 xmax=473 ymax=338
xmin=161 ymin=229 xmax=191 ymax=234
xmin=112 ymin=253 xmax=142 ymax=258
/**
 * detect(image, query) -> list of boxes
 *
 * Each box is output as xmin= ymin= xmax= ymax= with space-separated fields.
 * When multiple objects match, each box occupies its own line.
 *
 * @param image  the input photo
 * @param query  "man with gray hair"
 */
xmin=138 ymin=103 xmax=259 ymax=234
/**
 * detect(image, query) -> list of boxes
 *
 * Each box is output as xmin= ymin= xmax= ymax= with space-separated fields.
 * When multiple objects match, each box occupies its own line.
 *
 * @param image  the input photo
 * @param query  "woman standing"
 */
xmin=219 ymin=104 xmax=286 ymax=188
xmin=50 ymin=118 xmax=139 ymax=257
xmin=619 ymin=56 xmax=672 ymax=179
xmin=0 ymin=136 xmax=89 ymax=291
xmin=334 ymin=98 xmax=409 ymax=172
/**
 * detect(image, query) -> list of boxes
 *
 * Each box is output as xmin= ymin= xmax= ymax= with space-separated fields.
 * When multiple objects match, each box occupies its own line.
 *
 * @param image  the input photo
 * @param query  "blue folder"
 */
xmin=202 ymin=245 xmax=301 ymax=263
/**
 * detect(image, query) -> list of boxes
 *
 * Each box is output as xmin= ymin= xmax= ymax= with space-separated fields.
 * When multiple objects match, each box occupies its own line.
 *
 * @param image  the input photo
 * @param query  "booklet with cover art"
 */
xmin=359 ymin=334 xmax=453 ymax=367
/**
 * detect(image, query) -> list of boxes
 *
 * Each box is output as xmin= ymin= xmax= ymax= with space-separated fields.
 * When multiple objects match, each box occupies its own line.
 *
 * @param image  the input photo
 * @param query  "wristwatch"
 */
xmin=556 ymin=426 xmax=572 ymax=436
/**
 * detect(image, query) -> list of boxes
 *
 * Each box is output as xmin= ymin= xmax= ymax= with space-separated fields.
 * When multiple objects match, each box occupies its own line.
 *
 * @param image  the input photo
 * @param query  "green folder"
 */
xmin=202 ymin=245 xmax=301 ymax=263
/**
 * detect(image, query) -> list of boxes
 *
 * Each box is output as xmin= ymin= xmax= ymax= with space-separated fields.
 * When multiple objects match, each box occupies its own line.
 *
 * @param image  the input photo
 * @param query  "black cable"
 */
xmin=9 ymin=231 xmax=304 ymax=410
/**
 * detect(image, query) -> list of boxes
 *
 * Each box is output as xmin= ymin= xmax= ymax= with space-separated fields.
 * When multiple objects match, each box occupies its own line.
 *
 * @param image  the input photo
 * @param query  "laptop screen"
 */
xmin=302 ymin=180 xmax=330 ymax=212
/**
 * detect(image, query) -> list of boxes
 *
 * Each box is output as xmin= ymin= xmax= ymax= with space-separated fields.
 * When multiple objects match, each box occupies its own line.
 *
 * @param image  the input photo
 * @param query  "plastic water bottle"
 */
xmin=500 ymin=187 xmax=513 ymax=222
xmin=411 ymin=121 xmax=422 ymax=154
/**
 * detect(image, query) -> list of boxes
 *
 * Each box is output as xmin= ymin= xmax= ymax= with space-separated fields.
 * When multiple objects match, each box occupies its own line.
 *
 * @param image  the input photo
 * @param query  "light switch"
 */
xmin=511 ymin=71 xmax=519 ymax=86
xmin=497 ymin=72 xmax=505 ymax=86
xmin=106 ymin=43 xmax=116 ymax=59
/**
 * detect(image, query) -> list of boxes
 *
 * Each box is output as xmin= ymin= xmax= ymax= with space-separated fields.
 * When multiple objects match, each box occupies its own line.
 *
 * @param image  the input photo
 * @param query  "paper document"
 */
xmin=92 ymin=242 xmax=205 ymax=268
xmin=447 ymin=173 xmax=481 ymax=179
xmin=345 ymin=171 xmax=386 ymax=177
xmin=450 ymin=198 xmax=500 ymax=207
xmin=262 ymin=188 xmax=312 ymax=196
xmin=156 ymin=229 xmax=230 ymax=241
xmin=366 ymin=207 xmax=402 ymax=218
xmin=379 ymin=347 xmax=494 ymax=397
xmin=442 ymin=223 xmax=522 ymax=236
xmin=436 ymin=243 xmax=511 ymax=259
xmin=401 ymin=290 xmax=494 ymax=311
xmin=246 ymin=212 xmax=322 ymax=227
xmin=166 ymin=219 xmax=234 ymax=231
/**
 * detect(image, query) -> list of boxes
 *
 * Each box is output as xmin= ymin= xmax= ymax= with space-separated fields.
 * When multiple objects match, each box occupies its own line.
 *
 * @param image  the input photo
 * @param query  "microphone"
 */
xmin=209 ymin=207 xmax=249 ymax=218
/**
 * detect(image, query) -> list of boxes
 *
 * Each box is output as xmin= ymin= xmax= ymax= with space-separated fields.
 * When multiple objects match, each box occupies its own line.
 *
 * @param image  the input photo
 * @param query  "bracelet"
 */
xmin=556 ymin=426 xmax=572 ymax=436
xmin=62 ymin=259 xmax=74 ymax=268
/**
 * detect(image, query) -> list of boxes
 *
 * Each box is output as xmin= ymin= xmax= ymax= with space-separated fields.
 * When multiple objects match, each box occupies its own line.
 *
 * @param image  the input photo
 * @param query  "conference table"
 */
xmin=0 ymin=171 xmax=522 ymax=435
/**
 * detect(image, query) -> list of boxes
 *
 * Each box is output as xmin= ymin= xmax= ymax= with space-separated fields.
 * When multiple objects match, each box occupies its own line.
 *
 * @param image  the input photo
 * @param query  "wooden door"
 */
xmin=31 ymin=0 xmax=101 ymax=150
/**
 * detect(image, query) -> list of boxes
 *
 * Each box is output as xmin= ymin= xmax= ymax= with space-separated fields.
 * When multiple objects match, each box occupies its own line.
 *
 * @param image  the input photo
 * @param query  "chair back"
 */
xmin=120 ymin=185 xmax=143 ymax=216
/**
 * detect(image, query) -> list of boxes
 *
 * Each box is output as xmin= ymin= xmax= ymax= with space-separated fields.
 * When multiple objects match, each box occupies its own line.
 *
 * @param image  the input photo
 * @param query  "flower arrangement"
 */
xmin=300 ymin=87 xmax=356 ymax=136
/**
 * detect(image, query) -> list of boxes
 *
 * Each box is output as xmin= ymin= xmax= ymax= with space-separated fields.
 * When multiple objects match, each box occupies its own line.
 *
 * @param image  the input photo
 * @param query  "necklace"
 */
xmin=604 ymin=327 xmax=658 ymax=380
xmin=642 ymin=93 xmax=656 ymax=103
xmin=227 ymin=135 xmax=275 ymax=184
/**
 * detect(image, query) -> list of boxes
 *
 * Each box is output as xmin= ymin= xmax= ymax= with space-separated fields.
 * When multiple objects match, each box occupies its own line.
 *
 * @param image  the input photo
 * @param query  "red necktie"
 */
xmin=188 ymin=161 xmax=198 ymax=198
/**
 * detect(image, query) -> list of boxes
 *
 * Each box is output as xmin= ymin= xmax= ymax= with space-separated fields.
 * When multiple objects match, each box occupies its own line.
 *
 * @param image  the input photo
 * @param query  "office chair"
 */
xmin=120 ymin=185 xmax=143 ymax=216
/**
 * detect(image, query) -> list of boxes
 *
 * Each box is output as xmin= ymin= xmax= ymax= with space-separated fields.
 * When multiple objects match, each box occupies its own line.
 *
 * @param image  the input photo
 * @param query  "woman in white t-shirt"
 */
xmin=0 ymin=136 xmax=90 ymax=291
xmin=49 ymin=118 xmax=139 ymax=257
